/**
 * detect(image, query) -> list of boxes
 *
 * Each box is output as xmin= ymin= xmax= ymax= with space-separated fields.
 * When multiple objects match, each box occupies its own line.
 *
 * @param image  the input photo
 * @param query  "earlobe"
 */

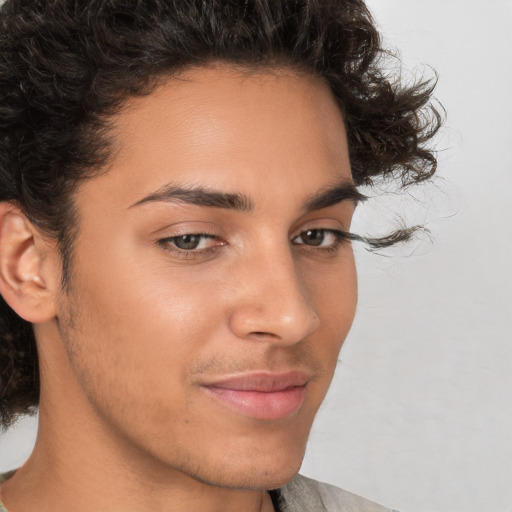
xmin=0 ymin=202 xmax=57 ymax=323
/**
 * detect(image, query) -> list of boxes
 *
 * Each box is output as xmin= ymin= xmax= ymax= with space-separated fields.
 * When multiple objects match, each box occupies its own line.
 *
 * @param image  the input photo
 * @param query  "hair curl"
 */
xmin=0 ymin=0 xmax=441 ymax=428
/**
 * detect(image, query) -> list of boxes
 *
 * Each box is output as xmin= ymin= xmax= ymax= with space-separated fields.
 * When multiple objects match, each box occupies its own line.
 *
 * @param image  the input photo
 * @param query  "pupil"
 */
xmin=175 ymin=235 xmax=201 ymax=250
xmin=302 ymin=230 xmax=324 ymax=246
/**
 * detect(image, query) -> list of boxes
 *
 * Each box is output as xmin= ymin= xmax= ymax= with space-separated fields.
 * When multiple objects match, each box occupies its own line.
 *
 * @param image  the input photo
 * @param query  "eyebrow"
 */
xmin=129 ymin=180 xmax=365 ymax=212
xmin=303 ymin=181 xmax=366 ymax=212
xmin=129 ymin=184 xmax=254 ymax=211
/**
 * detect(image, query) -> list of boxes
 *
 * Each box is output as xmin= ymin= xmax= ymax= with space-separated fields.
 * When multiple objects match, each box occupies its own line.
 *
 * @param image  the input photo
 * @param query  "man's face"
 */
xmin=49 ymin=65 xmax=357 ymax=490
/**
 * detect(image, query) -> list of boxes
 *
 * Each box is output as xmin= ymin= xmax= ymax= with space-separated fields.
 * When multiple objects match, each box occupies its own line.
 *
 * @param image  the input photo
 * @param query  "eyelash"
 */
xmin=157 ymin=233 xmax=222 ymax=259
xmin=158 ymin=229 xmax=350 ymax=259
xmin=293 ymin=229 xmax=350 ymax=255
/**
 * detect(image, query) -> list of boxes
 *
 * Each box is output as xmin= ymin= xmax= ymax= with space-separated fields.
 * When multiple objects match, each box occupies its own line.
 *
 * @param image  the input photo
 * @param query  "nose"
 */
xmin=227 ymin=249 xmax=320 ymax=345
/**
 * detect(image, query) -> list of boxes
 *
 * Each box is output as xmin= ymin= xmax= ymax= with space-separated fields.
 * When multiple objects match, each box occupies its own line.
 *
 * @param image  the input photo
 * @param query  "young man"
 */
xmin=0 ymin=1 xmax=440 ymax=511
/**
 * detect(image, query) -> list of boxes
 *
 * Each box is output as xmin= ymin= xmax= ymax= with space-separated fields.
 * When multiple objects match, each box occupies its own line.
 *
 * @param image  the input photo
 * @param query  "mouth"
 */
xmin=201 ymin=371 xmax=310 ymax=420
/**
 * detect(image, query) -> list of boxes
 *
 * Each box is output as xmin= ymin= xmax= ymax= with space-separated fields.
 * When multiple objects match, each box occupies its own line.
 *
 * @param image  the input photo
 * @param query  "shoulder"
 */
xmin=277 ymin=474 xmax=400 ymax=512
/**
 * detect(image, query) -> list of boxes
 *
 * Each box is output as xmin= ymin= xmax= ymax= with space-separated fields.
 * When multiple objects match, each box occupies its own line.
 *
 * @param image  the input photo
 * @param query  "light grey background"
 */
xmin=301 ymin=1 xmax=512 ymax=511
xmin=1 ymin=1 xmax=511 ymax=512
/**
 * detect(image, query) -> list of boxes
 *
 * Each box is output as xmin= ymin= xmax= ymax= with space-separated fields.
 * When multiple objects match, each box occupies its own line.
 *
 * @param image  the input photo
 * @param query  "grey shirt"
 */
xmin=278 ymin=474 xmax=398 ymax=511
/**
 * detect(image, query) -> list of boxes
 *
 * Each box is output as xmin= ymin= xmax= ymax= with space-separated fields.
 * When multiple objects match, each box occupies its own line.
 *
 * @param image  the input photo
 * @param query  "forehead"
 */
xmin=80 ymin=64 xmax=351 ymax=208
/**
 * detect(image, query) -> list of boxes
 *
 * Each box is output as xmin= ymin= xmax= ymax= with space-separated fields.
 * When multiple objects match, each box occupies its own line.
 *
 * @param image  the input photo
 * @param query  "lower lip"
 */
xmin=203 ymin=386 xmax=307 ymax=420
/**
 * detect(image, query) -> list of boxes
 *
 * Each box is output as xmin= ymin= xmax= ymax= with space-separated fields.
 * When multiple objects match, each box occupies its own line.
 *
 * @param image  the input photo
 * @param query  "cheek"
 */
xmin=304 ymin=250 xmax=357 ymax=318
xmin=80 ymin=271 xmax=215 ymax=356
xmin=301 ymin=252 xmax=357 ymax=358
xmin=62 ymin=242 xmax=224 ymax=404
xmin=59 ymin=262 xmax=228 ymax=449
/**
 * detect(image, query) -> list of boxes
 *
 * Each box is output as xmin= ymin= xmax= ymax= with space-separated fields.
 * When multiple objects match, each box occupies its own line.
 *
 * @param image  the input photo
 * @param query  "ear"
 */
xmin=0 ymin=202 xmax=57 ymax=323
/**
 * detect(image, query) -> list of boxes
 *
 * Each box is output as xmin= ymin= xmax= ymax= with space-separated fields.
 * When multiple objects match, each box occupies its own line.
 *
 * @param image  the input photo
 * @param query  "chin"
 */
xmin=190 ymin=438 xmax=306 ymax=491
xmin=196 ymin=462 xmax=302 ymax=492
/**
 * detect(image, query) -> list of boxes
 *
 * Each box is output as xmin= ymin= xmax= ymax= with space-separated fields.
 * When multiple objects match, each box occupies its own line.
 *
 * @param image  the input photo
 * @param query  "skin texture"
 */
xmin=0 ymin=65 xmax=357 ymax=512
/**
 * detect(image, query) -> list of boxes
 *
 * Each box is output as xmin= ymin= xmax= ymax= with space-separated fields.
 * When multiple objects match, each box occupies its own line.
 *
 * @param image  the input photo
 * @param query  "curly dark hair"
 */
xmin=0 ymin=0 xmax=441 ymax=429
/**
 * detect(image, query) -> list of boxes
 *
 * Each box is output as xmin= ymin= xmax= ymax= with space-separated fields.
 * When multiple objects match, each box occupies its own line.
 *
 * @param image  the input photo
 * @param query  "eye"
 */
xmin=292 ymin=229 xmax=345 ymax=248
xmin=159 ymin=233 xmax=224 ymax=253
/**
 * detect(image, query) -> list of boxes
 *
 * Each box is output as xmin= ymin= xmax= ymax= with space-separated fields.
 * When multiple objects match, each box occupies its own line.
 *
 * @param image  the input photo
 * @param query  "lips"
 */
xmin=201 ymin=371 xmax=310 ymax=420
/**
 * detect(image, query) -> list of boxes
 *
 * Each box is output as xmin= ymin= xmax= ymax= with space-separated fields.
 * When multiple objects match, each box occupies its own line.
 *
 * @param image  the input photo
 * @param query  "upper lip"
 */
xmin=202 ymin=371 xmax=311 ymax=393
